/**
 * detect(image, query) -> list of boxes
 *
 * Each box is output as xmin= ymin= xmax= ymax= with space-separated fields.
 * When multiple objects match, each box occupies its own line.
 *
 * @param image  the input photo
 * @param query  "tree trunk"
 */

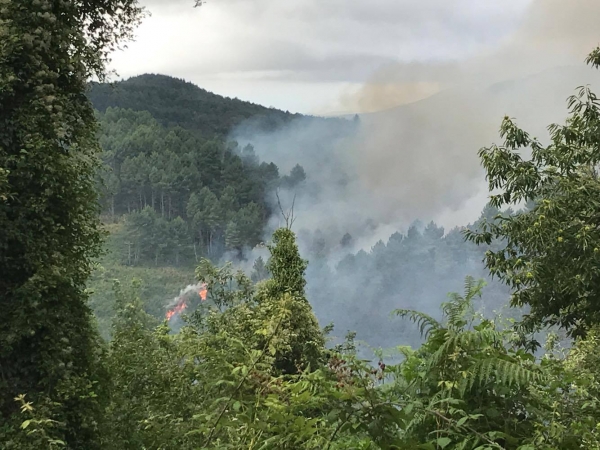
xmin=161 ymin=191 xmax=165 ymax=217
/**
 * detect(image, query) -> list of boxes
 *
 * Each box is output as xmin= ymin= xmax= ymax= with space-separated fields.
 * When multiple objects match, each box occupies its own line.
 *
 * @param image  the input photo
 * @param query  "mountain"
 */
xmin=88 ymin=73 xmax=303 ymax=138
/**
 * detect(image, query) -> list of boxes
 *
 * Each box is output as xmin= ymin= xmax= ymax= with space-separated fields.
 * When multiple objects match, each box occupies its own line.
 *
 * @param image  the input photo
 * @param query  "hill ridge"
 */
xmin=88 ymin=73 xmax=303 ymax=138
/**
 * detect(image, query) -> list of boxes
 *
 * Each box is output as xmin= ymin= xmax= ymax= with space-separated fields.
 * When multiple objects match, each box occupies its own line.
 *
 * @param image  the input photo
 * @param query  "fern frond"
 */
xmin=442 ymin=277 xmax=486 ymax=330
xmin=426 ymin=329 xmax=504 ymax=391
xmin=456 ymin=329 xmax=503 ymax=349
xmin=466 ymin=357 xmax=543 ymax=391
xmin=464 ymin=275 xmax=475 ymax=297
xmin=392 ymin=309 xmax=441 ymax=338
xmin=464 ymin=276 xmax=486 ymax=302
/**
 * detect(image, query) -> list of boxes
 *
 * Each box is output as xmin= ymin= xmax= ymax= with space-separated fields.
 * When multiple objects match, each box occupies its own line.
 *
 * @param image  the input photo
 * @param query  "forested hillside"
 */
xmin=85 ymin=74 xmax=518 ymax=344
xmin=303 ymin=207 xmax=515 ymax=350
xmin=95 ymin=107 xmax=282 ymax=261
xmin=88 ymin=74 xmax=302 ymax=137
xmin=86 ymin=84 xmax=309 ymax=337
xmin=90 ymin=75 xmax=356 ymax=264
xmin=86 ymin=74 xmax=363 ymax=338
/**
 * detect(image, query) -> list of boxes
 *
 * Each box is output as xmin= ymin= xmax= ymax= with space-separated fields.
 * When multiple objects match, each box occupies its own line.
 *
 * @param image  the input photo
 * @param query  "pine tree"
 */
xmin=220 ymin=185 xmax=239 ymax=222
xmin=170 ymin=216 xmax=191 ymax=266
xmin=225 ymin=220 xmax=243 ymax=253
xmin=251 ymin=256 xmax=269 ymax=282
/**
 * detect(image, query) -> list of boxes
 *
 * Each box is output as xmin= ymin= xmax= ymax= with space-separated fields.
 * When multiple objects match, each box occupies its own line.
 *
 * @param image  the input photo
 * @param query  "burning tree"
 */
xmin=166 ymin=283 xmax=208 ymax=321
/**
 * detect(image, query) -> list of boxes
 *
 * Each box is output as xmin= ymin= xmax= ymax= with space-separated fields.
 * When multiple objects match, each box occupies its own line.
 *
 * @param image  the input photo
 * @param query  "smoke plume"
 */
xmin=227 ymin=0 xmax=600 ymax=352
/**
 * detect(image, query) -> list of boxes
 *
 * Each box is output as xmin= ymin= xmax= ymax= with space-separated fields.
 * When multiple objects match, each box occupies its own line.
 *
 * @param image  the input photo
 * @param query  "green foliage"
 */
xmin=101 ymin=228 xmax=338 ymax=448
xmin=96 ymin=107 xmax=274 ymax=263
xmin=101 ymin=261 xmax=600 ymax=449
xmin=0 ymin=0 xmax=141 ymax=447
xmin=87 ymin=223 xmax=195 ymax=339
xmin=258 ymin=229 xmax=325 ymax=374
xmin=266 ymin=228 xmax=309 ymax=298
xmin=5 ymin=1 xmax=600 ymax=445
xmin=88 ymin=74 xmax=301 ymax=138
xmin=251 ymin=256 xmax=270 ymax=282
xmin=465 ymin=48 xmax=600 ymax=337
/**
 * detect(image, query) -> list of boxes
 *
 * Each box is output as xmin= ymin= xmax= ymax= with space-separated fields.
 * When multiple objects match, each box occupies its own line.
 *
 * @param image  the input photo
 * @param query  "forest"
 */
xmin=2 ymin=1 xmax=600 ymax=449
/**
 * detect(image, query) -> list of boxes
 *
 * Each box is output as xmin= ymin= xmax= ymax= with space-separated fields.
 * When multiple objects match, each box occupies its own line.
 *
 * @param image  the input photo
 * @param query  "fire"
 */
xmin=199 ymin=283 xmax=208 ymax=301
xmin=166 ymin=282 xmax=209 ymax=321
xmin=166 ymin=298 xmax=188 ymax=321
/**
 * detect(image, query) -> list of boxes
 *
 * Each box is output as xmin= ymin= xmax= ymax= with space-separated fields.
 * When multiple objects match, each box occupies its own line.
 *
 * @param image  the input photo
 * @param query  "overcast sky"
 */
xmin=109 ymin=0 xmax=534 ymax=114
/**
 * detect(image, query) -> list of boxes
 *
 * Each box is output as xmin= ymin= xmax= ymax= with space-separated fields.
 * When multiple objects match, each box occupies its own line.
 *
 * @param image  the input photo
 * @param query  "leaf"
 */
xmin=21 ymin=420 xmax=31 ymax=429
xmin=436 ymin=437 xmax=452 ymax=449
xmin=456 ymin=416 xmax=469 ymax=427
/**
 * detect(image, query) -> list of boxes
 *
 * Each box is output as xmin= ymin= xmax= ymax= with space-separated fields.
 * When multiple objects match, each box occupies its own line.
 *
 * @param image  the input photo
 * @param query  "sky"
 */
xmin=109 ymin=0 xmax=534 ymax=115
xmin=108 ymin=0 xmax=600 ymax=239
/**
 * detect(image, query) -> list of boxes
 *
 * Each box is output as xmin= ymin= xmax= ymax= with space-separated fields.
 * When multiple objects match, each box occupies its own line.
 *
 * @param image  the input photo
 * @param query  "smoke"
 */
xmin=166 ymin=283 xmax=203 ymax=308
xmin=236 ymin=0 xmax=600 ymax=235
xmin=165 ymin=283 xmax=205 ymax=325
xmin=224 ymin=0 xmax=600 ymax=353
xmin=339 ymin=0 xmax=600 ymax=113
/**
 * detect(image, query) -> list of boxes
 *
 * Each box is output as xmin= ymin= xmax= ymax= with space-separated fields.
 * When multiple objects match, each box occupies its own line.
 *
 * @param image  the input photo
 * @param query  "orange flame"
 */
xmin=166 ymin=283 xmax=208 ymax=321
xmin=199 ymin=283 xmax=208 ymax=301
xmin=166 ymin=298 xmax=188 ymax=321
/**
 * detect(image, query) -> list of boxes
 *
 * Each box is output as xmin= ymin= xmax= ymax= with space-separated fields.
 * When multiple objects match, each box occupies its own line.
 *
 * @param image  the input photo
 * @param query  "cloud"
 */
xmin=109 ymin=0 xmax=530 ymax=112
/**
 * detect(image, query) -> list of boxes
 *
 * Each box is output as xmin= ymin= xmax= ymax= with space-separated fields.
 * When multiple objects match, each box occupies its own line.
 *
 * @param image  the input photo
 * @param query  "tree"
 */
xmin=124 ymin=206 xmax=159 ymax=265
xmin=281 ymin=163 xmax=307 ymax=190
xmin=466 ymin=48 xmax=600 ymax=339
xmin=219 ymin=185 xmax=239 ymax=222
xmin=251 ymin=256 xmax=269 ymax=282
xmin=201 ymin=188 xmax=223 ymax=255
xmin=187 ymin=191 xmax=205 ymax=259
xmin=241 ymin=143 xmax=259 ymax=166
xmin=256 ymin=228 xmax=325 ymax=374
xmin=0 ymin=0 xmax=142 ymax=447
xmin=170 ymin=216 xmax=192 ymax=266
xmin=340 ymin=232 xmax=353 ymax=248
xmin=224 ymin=220 xmax=243 ymax=253
xmin=236 ymin=202 xmax=263 ymax=246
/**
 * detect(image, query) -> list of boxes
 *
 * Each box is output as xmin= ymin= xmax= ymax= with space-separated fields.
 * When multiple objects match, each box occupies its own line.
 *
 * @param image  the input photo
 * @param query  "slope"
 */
xmin=88 ymin=73 xmax=302 ymax=138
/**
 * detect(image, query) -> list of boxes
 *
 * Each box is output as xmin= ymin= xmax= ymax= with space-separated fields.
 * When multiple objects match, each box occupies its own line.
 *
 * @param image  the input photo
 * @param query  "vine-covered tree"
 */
xmin=256 ymin=228 xmax=325 ymax=373
xmin=0 ymin=0 xmax=142 ymax=447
